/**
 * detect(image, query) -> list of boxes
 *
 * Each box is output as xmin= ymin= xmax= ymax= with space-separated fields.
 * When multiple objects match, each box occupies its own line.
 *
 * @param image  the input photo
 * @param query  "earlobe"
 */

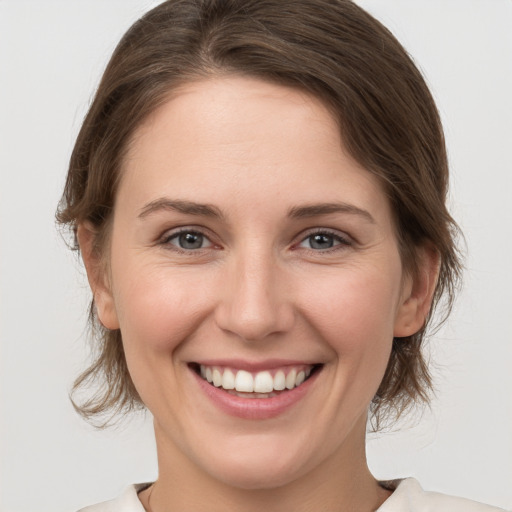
xmin=77 ymin=222 xmax=120 ymax=330
xmin=394 ymin=246 xmax=440 ymax=338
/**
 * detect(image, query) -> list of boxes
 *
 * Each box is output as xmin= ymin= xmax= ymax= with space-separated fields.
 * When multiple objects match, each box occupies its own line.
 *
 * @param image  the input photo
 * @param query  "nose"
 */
xmin=214 ymin=248 xmax=295 ymax=342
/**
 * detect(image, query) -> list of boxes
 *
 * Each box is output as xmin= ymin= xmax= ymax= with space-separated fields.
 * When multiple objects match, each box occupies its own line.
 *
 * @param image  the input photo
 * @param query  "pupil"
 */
xmin=310 ymin=234 xmax=333 ymax=249
xmin=179 ymin=232 xmax=203 ymax=249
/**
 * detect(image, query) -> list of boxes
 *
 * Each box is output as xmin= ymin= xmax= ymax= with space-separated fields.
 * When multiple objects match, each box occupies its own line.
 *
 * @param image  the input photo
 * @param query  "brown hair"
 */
xmin=57 ymin=0 xmax=461 ymax=428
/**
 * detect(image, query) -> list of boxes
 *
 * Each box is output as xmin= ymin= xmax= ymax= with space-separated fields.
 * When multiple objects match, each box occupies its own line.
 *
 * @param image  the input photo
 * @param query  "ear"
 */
xmin=77 ymin=222 xmax=120 ymax=330
xmin=394 ymin=245 xmax=440 ymax=338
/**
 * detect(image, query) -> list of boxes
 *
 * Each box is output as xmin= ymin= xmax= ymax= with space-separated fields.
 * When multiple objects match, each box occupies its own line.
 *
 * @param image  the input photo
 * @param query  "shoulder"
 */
xmin=76 ymin=479 xmax=508 ymax=512
xmin=378 ymin=478 xmax=508 ymax=512
xmin=77 ymin=484 xmax=150 ymax=512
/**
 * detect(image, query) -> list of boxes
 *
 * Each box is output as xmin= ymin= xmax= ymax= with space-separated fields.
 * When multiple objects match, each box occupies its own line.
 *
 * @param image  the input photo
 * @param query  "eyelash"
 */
xmin=295 ymin=229 xmax=352 ymax=253
xmin=159 ymin=228 xmax=215 ymax=253
xmin=159 ymin=226 xmax=352 ymax=255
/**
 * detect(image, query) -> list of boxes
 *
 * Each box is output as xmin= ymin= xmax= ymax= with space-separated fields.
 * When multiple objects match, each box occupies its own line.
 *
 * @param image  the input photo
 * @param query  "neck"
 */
xmin=141 ymin=415 xmax=390 ymax=512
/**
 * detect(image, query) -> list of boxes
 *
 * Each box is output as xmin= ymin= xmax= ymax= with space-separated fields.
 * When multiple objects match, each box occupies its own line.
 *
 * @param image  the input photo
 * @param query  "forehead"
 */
xmin=126 ymin=76 xmax=342 ymax=164
xmin=118 ymin=76 xmax=390 ymax=224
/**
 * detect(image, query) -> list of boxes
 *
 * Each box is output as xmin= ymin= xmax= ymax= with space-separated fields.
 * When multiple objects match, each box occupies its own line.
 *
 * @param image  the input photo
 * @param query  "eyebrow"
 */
xmin=138 ymin=198 xmax=375 ymax=224
xmin=138 ymin=198 xmax=224 ymax=219
xmin=288 ymin=202 xmax=375 ymax=223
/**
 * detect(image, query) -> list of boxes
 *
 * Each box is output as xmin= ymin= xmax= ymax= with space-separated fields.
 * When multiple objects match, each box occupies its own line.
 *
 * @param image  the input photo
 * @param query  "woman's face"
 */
xmin=88 ymin=76 xmax=425 ymax=488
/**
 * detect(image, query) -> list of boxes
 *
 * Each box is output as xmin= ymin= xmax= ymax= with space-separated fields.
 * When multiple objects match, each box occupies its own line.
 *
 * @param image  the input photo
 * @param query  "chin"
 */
xmin=205 ymin=451 xmax=307 ymax=491
xmin=180 ymin=427 xmax=315 ymax=491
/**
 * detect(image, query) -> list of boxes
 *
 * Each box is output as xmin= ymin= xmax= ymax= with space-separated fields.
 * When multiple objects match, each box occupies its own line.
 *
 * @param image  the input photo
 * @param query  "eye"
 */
xmin=164 ymin=230 xmax=213 ymax=250
xmin=298 ymin=231 xmax=351 ymax=251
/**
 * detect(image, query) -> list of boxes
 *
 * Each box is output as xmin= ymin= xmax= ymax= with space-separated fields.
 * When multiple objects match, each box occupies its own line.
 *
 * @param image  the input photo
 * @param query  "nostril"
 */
xmin=213 ymin=278 xmax=295 ymax=342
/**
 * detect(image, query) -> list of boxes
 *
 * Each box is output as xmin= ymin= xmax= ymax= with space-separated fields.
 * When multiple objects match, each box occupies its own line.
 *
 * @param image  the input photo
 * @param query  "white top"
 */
xmin=78 ymin=478 xmax=507 ymax=511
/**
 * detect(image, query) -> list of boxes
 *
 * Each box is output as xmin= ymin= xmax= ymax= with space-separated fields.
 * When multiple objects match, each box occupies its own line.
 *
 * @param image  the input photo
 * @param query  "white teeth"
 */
xmin=285 ymin=369 xmax=297 ymax=390
xmin=222 ymin=369 xmax=235 ymax=390
xmin=198 ymin=365 xmax=315 ymax=394
xmin=274 ymin=370 xmax=286 ymax=391
xmin=235 ymin=370 xmax=254 ymax=392
xmin=212 ymin=368 xmax=222 ymax=387
xmin=254 ymin=371 xmax=274 ymax=393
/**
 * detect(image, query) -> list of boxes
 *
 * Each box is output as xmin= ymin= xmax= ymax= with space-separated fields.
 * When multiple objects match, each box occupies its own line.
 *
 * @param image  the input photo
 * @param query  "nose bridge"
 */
xmin=215 ymin=241 xmax=293 ymax=341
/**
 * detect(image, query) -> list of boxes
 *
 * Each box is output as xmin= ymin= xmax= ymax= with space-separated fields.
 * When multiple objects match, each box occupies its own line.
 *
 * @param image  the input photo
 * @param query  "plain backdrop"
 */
xmin=1 ymin=1 xmax=511 ymax=511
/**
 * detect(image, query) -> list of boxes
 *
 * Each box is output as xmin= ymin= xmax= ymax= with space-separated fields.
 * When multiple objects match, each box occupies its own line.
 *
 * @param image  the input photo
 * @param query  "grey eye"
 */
xmin=308 ymin=233 xmax=335 ymax=250
xmin=298 ymin=231 xmax=350 ymax=251
xmin=167 ymin=231 xmax=212 ymax=250
xmin=179 ymin=232 xmax=204 ymax=249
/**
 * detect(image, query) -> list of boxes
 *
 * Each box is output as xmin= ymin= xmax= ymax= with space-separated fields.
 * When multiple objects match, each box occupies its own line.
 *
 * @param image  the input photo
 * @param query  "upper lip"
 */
xmin=190 ymin=359 xmax=322 ymax=371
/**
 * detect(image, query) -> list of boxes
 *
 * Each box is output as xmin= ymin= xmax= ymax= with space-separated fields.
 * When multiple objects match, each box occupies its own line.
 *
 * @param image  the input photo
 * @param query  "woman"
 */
xmin=56 ymin=1 xmax=506 ymax=511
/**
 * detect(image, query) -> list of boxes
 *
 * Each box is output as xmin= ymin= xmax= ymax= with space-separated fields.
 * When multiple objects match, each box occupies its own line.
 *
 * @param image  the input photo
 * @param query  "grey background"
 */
xmin=1 ymin=1 xmax=511 ymax=510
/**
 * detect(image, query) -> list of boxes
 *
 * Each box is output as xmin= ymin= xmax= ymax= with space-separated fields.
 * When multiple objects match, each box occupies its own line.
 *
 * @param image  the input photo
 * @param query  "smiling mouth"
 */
xmin=190 ymin=363 xmax=322 ymax=398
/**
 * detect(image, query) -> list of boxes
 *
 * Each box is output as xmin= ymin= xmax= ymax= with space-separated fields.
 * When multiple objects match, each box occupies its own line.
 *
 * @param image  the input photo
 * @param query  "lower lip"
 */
xmin=191 ymin=367 xmax=321 ymax=420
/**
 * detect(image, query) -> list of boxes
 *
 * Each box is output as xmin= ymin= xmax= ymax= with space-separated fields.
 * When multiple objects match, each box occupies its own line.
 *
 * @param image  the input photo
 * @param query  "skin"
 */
xmin=79 ymin=76 xmax=438 ymax=512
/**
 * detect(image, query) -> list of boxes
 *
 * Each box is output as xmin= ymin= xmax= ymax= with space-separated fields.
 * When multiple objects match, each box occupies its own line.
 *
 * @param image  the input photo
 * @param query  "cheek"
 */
xmin=114 ymin=268 xmax=213 ymax=353
xmin=110 ymin=264 xmax=218 ymax=413
xmin=288 ymin=266 xmax=402 ymax=438
xmin=299 ymin=266 xmax=401 ymax=365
